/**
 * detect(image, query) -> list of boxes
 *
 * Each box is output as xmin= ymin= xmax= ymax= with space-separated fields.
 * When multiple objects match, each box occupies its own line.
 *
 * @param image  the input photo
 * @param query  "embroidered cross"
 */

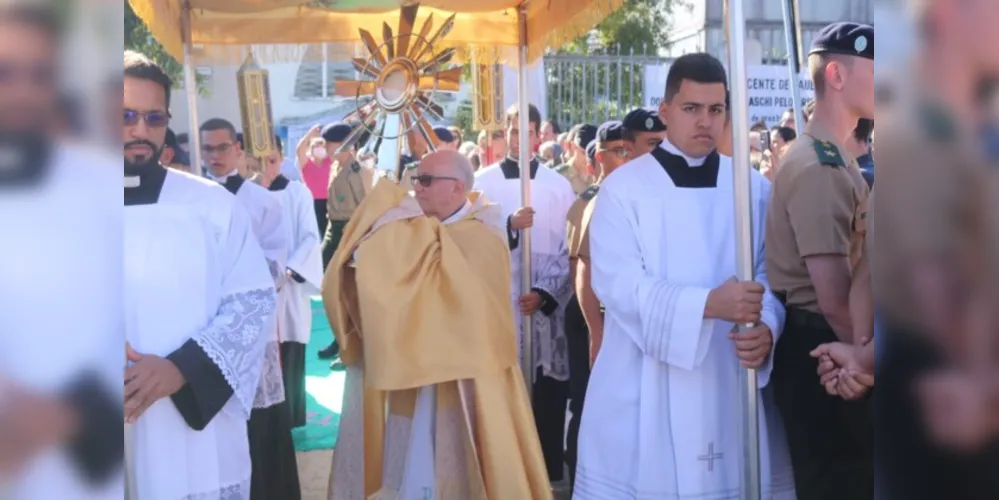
xmin=698 ymin=442 xmax=724 ymax=472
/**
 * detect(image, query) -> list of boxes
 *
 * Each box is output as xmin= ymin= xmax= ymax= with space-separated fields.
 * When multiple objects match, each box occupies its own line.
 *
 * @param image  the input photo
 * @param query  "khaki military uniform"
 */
xmin=566 ymin=185 xmax=600 ymax=272
xmin=555 ymin=163 xmax=594 ymax=196
xmin=869 ymin=73 xmax=999 ymax=500
xmin=765 ymin=120 xmax=870 ymax=314
xmin=322 ymin=161 xmax=369 ymax=268
xmin=765 ymin=118 xmax=873 ymax=500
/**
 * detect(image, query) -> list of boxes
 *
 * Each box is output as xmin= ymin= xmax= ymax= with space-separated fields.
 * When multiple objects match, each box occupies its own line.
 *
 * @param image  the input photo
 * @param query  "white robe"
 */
xmin=473 ymin=158 xmax=575 ymax=380
xmin=126 ymin=169 xmax=275 ymax=500
xmin=271 ymin=180 xmax=323 ymax=345
xmin=214 ymin=171 xmax=290 ymax=410
xmin=574 ymin=142 xmax=796 ymax=500
xmin=1 ymin=144 xmax=123 ymax=500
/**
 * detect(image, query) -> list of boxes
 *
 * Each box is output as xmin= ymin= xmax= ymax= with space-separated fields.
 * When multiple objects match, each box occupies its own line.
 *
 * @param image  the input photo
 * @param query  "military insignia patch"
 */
xmin=645 ymin=118 xmax=654 ymax=130
xmin=350 ymin=162 xmax=360 ymax=173
xmin=813 ymin=140 xmax=845 ymax=167
xmin=337 ymin=194 xmax=345 ymax=203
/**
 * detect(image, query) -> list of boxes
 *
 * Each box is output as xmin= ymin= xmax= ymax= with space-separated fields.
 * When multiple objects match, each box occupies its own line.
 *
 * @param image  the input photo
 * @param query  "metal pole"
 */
xmin=725 ymin=0 xmax=762 ymax=499
xmin=780 ymin=0 xmax=804 ymax=130
xmin=516 ymin=6 xmax=534 ymax=396
xmin=181 ymin=1 xmax=202 ymax=176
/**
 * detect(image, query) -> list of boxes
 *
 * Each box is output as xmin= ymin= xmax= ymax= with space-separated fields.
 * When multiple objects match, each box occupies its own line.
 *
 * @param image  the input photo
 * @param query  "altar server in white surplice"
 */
xmin=201 ymin=118 xmax=300 ymax=499
xmin=574 ymin=53 xmax=795 ymax=500
xmin=123 ymin=51 xmax=274 ymax=500
xmin=253 ymin=136 xmax=324 ymax=430
xmin=474 ymin=103 xmax=576 ymax=482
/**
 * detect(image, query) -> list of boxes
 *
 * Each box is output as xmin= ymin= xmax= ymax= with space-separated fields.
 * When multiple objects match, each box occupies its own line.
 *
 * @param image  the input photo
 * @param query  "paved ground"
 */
xmin=296 ymin=451 xmax=571 ymax=499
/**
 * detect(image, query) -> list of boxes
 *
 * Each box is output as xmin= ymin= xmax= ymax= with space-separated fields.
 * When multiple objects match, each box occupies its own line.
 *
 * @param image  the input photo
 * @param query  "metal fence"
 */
xmin=543 ymin=45 xmax=669 ymax=129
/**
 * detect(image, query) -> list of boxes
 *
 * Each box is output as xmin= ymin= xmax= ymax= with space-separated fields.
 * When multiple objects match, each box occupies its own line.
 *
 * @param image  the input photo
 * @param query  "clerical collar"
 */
xmin=651 ymin=140 xmax=721 ymax=188
xmin=268 ymin=174 xmax=290 ymax=192
xmin=124 ymin=162 xmax=168 ymax=206
xmin=499 ymin=156 xmax=540 ymax=180
xmin=209 ymin=169 xmax=245 ymax=195
xmin=443 ymin=201 xmax=471 ymax=224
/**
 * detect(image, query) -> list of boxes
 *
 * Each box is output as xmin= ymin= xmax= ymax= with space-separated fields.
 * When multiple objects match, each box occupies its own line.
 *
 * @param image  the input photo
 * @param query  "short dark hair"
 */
xmin=772 ymin=126 xmax=797 ymax=143
xmin=663 ymin=53 xmax=728 ymax=103
xmin=505 ymin=103 xmax=542 ymax=132
xmin=200 ymin=118 xmax=238 ymax=142
xmin=853 ymin=118 xmax=874 ymax=143
xmin=543 ymin=119 xmax=562 ymax=134
xmin=124 ymin=50 xmax=173 ymax=110
xmin=0 ymin=4 xmax=63 ymax=43
xmin=176 ymin=132 xmax=189 ymax=145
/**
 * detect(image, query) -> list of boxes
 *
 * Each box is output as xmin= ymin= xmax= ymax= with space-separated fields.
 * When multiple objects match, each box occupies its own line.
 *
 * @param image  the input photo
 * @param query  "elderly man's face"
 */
xmin=412 ymin=151 xmax=467 ymax=220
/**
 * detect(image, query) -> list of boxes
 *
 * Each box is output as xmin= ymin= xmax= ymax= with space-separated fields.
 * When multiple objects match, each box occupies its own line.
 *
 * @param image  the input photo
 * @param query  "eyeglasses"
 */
xmin=124 ymin=109 xmax=170 ymax=128
xmin=411 ymin=174 xmax=459 ymax=187
xmin=598 ymin=147 xmax=630 ymax=159
xmin=201 ymin=142 xmax=235 ymax=156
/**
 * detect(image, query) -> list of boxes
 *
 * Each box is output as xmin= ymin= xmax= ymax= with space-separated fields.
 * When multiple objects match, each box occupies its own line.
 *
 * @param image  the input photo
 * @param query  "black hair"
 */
xmin=505 ymin=103 xmax=542 ymax=132
xmin=176 ymin=132 xmax=189 ymax=145
xmin=663 ymin=53 xmax=728 ymax=103
xmin=772 ymin=126 xmax=797 ymax=143
xmin=543 ymin=119 xmax=562 ymax=134
xmin=124 ymin=50 xmax=173 ymax=110
xmin=853 ymin=118 xmax=874 ymax=143
xmin=200 ymin=118 xmax=239 ymax=142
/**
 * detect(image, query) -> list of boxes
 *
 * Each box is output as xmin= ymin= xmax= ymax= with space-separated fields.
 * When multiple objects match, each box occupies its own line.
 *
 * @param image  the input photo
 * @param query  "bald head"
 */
xmin=413 ymin=150 xmax=475 ymax=220
xmin=421 ymin=150 xmax=474 ymax=194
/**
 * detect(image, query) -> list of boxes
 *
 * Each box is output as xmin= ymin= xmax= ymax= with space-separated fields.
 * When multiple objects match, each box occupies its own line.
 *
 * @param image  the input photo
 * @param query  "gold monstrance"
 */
xmin=334 ymin=3 xmax=461 ymax=183
xmin=237 ymin=55 xmax=276 ymax=164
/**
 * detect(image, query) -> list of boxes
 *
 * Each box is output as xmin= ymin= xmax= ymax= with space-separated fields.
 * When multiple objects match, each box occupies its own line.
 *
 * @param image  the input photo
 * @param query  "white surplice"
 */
xmin=473 ymin=158 xmax=575 ymax=380
xmin=126 ymin=169 xmax=275 ymax=500
xmin=213 ymin=171 xmax=289 ymax=409
xmin=272 ymin=180 xmax=323 ymax=345
xmin=574 ymin=142 xmax=795 ymax=500
xmin=2 ymin=144 xmax=123 ymax=500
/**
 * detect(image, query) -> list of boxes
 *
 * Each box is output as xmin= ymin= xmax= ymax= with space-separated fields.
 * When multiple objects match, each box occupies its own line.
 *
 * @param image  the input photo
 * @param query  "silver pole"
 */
xmin=124 ymin=422 xmax=137 ymax=499
xmin=516 ymin=6 xmax=534 ymax=396
xmin=181 ymin=1 xmax=202 ymax=176
xmin=780 ymin=0 xmax=804 ymax=130
xmin=725 ymin=0 xmax=762 ymax=499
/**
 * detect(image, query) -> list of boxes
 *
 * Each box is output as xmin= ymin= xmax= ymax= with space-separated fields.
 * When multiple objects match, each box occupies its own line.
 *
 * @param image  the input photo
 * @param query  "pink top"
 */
xmin=301 ymin=158 xmax=332 ymax=200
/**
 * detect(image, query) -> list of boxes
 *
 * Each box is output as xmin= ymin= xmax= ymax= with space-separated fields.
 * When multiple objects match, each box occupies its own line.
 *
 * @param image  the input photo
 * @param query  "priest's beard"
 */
xmin=0 ymin=129 xmax=52 ymax=187
xmin=124 ymin=140 xmax=164 ymax=177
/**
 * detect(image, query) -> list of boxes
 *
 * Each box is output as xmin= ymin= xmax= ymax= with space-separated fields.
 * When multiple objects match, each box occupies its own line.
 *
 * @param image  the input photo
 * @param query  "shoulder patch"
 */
xmin=350 ymin=162 xmax=360 ymax=173
xmin=812 ymin=140 xmax=845 ymax=167
xmin=580 ymin=185 xmax=600 ymax=201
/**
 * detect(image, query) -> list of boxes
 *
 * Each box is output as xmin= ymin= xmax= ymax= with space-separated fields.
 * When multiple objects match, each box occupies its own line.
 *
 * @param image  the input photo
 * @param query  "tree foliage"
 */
xmin=124 ymin=0 xmax=206 ymax=93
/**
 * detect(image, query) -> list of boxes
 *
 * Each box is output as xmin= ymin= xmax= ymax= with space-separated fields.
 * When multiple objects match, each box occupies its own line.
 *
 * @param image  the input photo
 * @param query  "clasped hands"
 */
xmin=707 ymin=277 xmax=773 ymax=369
xmin=124 ymin=342 xmax=185 ymax=423
xmin=810 ymin=339 xmax=874 ymax=401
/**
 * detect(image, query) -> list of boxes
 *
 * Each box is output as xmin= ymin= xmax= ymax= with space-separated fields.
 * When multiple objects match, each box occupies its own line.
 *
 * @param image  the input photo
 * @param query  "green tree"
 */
xmin=124 ymin=0 xmax=207 ymax=93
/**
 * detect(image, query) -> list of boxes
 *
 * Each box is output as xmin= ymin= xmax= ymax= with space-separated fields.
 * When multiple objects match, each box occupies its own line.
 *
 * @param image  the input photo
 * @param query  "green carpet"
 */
xmin=291 ymin=297 xmax=345 ymax=452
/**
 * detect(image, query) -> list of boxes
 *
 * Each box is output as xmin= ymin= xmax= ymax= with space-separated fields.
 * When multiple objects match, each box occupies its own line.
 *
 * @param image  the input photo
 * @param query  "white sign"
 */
xmin=643 ymin=65 xmax=815 ymax=127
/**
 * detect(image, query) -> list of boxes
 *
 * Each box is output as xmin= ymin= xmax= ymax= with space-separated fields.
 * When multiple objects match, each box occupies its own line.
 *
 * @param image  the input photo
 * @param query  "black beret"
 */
xmin=433 ymin=126 xmax=454 ymax=143
xmin=622 ymin=108 xmax=666 ymax=132
xmin=810 ymin=22 xmax=874 ymax=60
xmin=321 ymin=122 xmax=352 ymax=143
xmin=574 ymin=124 xmax=597 ymax=150
xmin=597 ymin=120 xmax=626 ymax=143
xmin=586 ymin=140 xmax=597 ymax=161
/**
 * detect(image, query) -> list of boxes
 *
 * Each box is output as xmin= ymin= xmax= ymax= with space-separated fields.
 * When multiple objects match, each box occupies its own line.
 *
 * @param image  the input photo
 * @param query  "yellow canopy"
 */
xmin=129 ymin=0 xmax=624 ymax=65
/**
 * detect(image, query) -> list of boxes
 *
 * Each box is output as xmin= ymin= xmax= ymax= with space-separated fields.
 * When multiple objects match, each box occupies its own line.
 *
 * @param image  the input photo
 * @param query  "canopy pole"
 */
xmin=780 ymin=0 xmax=804 ymax=131
xmin=516 ymin=5 xmax=534 ymax=396
xmin=725 ymin=0 xmax=762 ymax=499
xmin=181 ymin=0 xmax=202 ymax=176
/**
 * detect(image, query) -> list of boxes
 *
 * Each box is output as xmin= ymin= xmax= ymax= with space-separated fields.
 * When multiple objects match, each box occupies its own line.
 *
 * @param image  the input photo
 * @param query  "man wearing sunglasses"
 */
xmin=323 ymin=150 xmax=550 ymax=498
xmin=123 ymin=50 xmax=276 ymax=500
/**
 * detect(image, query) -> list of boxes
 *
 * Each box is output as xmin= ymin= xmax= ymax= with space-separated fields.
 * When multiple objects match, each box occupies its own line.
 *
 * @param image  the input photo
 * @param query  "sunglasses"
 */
xmin=411 ymin=174 xmax=459 ymax=187
xmin=124 ymin=109 xmax=170 ymax=128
